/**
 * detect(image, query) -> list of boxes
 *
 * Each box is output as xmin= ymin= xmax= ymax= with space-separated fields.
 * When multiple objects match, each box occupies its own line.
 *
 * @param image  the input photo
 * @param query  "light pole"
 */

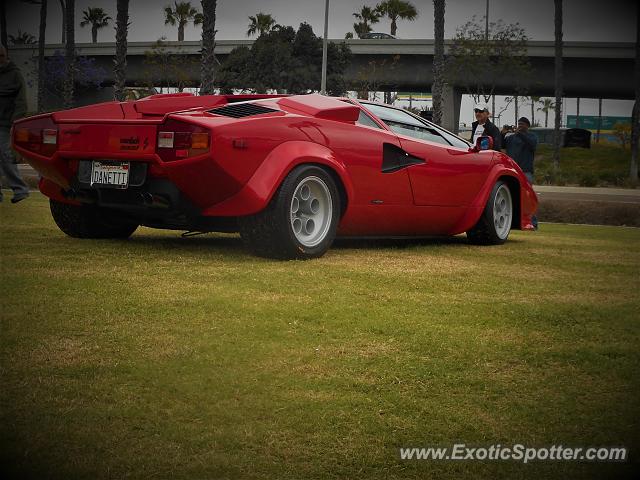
xmin=320 ymin=0 xmax=329 ymax=95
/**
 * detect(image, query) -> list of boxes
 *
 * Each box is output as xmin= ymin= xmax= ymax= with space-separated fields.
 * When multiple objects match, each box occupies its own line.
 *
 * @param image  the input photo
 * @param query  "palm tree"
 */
xmin=164 ymin=1 xmax=202 ymax=42
xmin=553 ymin=0 xmax=563 ymax=172
xmin=246 ymin=12 xmax=276 ymax=37
xmin=63 ymin=0 xmax=74 ymax=109
xmin=352 ymin=5 xmax=381 ymax=37
xmin=432 ymin=0 xmax=445 ymax=125
xmin=529 ymin=95 xmax=540 ymax=126
xmin=200 ymin=0 xmax=217 ymax=95
xmin=80 ymin=7 xmax=111 ymax=43
xmin=59 ymin=0 xmax=65 ymax=43
xmin=114 ymin=0 xmax=129 ymax=101
xmin=537 ymin=98 xmax=555 ymax=128
xmin=8 ymin=30 xmax=37 ymax=44
xmin=353 ymin=22 xmax=371 ymax=38
xmin=376 ymin=0 xmax=418 ymax=37
xmin=37 ymin=0 xmax=47 ymax=112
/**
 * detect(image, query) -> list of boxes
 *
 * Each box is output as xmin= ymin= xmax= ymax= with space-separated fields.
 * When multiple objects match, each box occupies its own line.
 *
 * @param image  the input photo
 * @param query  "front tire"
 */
xmin=466 ymin=181 xmax=513 ymax=245
xmin=238 ymin=165 xmax=340 ymax=259
xmin=50 ymin=199 xmax=138 ymax=239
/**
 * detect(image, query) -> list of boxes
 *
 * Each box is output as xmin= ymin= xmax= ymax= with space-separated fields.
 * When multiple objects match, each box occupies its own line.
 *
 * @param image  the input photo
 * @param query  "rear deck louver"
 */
xmin=209 ymin=103 xmax=278 ymax=118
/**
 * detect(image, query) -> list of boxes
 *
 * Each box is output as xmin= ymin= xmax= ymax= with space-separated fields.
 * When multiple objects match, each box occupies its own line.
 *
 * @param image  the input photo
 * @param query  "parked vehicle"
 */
xmin=12 ymin=93 xmax=538 ymax=259
xmin=360 ymin=32 xmax=396 ymax=39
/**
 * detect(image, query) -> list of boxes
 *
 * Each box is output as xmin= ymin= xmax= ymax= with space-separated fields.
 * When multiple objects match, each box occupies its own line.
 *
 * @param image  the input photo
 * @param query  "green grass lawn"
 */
xmin=1 ymin=194 xmax=639 ymax=479
xmin=534 ymin=143 xmax=635 ymax=187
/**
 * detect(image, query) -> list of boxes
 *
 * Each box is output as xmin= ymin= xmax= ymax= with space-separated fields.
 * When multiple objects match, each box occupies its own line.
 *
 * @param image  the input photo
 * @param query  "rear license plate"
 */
xmin=90 ymin=161 xmax=130 ymax=189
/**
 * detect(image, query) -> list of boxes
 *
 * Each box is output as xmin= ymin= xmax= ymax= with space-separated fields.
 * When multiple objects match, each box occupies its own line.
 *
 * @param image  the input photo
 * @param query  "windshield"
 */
xmin=361 ymin=102 xmax=470 ymax=149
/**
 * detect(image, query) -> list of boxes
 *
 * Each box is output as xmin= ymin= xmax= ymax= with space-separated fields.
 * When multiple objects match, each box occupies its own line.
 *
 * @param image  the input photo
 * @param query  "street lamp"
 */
xmin=320 ymin=0 xmax=329 ymax=95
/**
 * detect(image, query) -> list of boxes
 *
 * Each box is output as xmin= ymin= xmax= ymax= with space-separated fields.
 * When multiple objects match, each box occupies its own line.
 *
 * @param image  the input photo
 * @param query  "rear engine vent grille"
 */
xmin=209 ymin=103 xmax=278 ymax=118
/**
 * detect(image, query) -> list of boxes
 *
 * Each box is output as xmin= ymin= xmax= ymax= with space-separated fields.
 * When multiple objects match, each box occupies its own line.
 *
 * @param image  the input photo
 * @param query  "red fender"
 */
xmin=201 ymin=141 xmax=355 ymax=217
xmin=448 ymin=163 xmax=537 ymax=235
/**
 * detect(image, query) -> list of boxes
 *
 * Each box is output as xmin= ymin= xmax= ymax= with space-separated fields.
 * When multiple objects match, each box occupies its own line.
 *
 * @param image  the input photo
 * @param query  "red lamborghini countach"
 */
xmin=12 ymin=93 xmax=537 ymax=259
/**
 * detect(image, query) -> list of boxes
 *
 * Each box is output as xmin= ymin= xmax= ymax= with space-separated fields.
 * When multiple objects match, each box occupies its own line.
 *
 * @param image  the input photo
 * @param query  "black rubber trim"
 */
xmin=381 ymin=143 xmax=425 ymax=173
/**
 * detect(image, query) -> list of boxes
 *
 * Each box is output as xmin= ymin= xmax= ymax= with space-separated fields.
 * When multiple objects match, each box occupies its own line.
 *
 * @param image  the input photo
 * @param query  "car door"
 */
xmin=361 ymin=103 xmax=493 ymax=207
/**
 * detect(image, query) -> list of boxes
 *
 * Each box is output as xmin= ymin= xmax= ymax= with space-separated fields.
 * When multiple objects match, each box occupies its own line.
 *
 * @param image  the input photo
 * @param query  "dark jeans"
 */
xmin=0 ymin=127 xmax=29 ymax=201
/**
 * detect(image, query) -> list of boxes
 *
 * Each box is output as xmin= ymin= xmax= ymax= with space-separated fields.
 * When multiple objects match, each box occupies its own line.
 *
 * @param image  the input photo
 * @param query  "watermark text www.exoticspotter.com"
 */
xmin=399 ymin=444 xmax=627 ymax=464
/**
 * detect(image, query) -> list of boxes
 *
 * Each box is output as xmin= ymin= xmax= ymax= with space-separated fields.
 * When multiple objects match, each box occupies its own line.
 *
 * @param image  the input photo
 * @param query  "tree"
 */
xmin=613 ymin=122 xmax=632 ymax=150
xmin=553 ymin=0 xmax=563 ymax=173
xmin=199 ymin=0 xmax=217 ymax=95
xmin=376 ymin=0 xmax=418 ymax=37
xmin=32 ymin=51 xmax=106 ymax=109
xmin=630 ymin=4 xmax=639 ymax=183
xmin=63 ymin=0 xmax=74 ymax=109
xmin=0 ymin=1 xmax=6 ymax=48
xmin=164 ymin=1 xmax=202 ymax=42
xmin=218 ymin=23 xmax=351 ymax=96
xmin=446 ymin=17 xmax=531 ymax=111
xmin=354 ymin=55 xmax=400 ymax=101
xmin=247 ymin=12 xmax=276 ymax=38
xmin=353 ymin=22 xmax=370 ymax=39
xmin=114 ymin=0 xmax=129 ymax=102
xmin=37 ymin=0 xmax=47 ymax=112
xmin=352 ymin=5 xmax=381 ymax=38
xmin=528 ymin=95 xmax=540 ymax=127
xmin=80 ymin=7 xmax=111 ymax=43
xmin=537 ymin=98 xmax=555 ymax=128
xmin=431 ymin=0 xmax=445 ymax=125
xmin=8 ymin=30 xmax=37 ymax=45
xmin=143 ymin=38 xmax=198 ymax=92
xmin=59 ymin=0 xmax=66 ymax=43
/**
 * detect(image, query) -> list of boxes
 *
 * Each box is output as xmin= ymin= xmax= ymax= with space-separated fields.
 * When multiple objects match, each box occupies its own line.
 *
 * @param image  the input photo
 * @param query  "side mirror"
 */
xmin=476 ymin=135 xmax=493 ymax=151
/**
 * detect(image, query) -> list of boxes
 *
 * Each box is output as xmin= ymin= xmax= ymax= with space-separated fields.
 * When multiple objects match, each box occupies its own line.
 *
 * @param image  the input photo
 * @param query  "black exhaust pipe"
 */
xmin=62 ymin=189 xmax=96 ymax=204
xmin=140 ymin=192 xmax=170 ymax=209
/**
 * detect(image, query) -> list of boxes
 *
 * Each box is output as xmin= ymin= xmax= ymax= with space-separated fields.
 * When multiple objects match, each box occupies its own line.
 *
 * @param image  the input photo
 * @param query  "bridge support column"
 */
xmin=440 ymin=84 xmax=462 ymax=134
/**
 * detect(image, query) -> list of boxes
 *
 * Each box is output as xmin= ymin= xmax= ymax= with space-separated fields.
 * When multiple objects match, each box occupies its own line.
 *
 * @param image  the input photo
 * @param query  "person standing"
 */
xmin=505 ymin=116 xmax=538 ymax=229
xmin=0 ymin=45 xmax=29 ymax=204
xmin=470 ymin=105 xmax=502 ymax=151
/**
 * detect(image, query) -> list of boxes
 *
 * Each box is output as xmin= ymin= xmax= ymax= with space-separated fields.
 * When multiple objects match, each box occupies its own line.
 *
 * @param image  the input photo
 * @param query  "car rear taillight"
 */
xmin=156 ymin=119 xmax=210 ymax=161
xmin=12 ymin=115 xmax=58 ymax=157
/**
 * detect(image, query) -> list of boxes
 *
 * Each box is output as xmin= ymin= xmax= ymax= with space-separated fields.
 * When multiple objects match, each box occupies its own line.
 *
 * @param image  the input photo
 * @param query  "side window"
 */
xmin=363 ymin=103 xmax=450 ymax=145
xmin=432 ymin=127 xmax=470 ymax=149
xmin=363 ymin=102 xmax=470 ymax=148
xmin=384 ymin=121 xmax=451 ymax=146
xmin=357 ymin=110 xmax=382 ymax=129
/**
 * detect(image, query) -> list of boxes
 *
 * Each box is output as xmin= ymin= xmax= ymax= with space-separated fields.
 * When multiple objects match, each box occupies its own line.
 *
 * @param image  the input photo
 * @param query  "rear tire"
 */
xmin=466 ymin=181 xmax=513 ymax=245
xmin=238 ymin=165 xmax=340 ymax=259
xmin=50 ymin=199 xmax=138 ymax=239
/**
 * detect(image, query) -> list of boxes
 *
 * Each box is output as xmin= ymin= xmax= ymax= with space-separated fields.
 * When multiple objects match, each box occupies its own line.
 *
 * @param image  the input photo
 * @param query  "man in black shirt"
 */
xmin=470 ymin=105 xmax=501 ymax=151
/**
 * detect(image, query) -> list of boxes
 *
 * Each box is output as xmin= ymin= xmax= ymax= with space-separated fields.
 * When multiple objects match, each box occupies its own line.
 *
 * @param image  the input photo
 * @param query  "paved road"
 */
xmin=534 ymin=185 xmax=640 ymax=205
xmin=12 ymin=165 xmax=640 ymax=205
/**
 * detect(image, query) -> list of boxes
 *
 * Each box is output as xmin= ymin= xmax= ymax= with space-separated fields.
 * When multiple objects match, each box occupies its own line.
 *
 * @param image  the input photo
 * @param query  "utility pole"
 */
xmin=320 ymin=0 xmax=329 ymax=95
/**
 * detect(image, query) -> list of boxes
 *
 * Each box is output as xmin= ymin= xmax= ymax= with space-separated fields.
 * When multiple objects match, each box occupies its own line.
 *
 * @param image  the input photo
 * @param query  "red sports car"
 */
xmin=12 ymin=93 xmax=537 ymax=259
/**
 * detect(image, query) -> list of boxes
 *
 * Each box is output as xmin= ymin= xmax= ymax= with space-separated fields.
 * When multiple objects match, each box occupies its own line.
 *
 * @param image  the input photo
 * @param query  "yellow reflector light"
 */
xmin=191 ymin=132 xmax=209 ymax=149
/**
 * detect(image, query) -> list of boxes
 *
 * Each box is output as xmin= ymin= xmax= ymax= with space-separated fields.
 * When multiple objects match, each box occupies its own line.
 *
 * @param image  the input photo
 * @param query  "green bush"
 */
xmin=532 ymin=144 xmax=634 ymax=187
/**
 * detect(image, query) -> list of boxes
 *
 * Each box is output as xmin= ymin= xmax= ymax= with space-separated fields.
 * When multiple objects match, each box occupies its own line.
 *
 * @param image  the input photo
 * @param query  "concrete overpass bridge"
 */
xmin=11 ymin=39 xmax=635 ymax=132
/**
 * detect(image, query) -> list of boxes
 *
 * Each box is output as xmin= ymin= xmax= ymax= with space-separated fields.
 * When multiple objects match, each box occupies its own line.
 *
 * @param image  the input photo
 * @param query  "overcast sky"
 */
xmin=7 ymin=0 xmax=637 ymax=44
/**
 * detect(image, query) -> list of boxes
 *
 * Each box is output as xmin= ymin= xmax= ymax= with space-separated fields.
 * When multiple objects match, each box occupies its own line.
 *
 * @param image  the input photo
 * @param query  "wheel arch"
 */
xmin=202 ymin=141 xmax=353 ymax=217
xmin=497 ymin=174 xmax=521 ymax=230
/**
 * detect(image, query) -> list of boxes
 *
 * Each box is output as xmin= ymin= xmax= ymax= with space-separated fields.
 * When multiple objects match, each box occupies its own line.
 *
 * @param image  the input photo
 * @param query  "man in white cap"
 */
xmin=470 ymin=105 xmax=501 ymax=151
